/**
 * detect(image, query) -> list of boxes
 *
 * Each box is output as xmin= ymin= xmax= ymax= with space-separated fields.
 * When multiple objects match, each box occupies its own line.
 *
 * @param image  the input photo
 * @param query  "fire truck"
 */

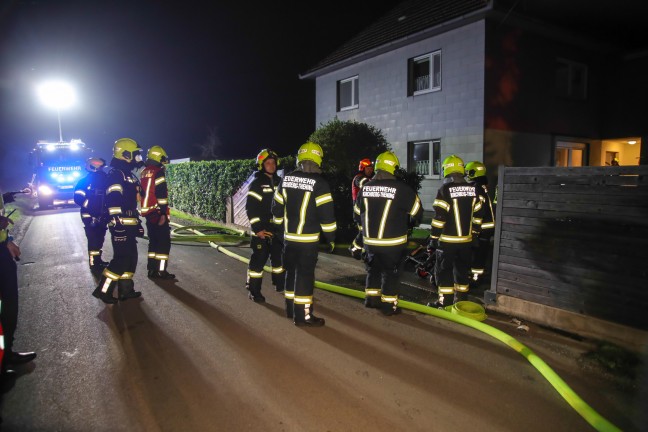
xmin=29 ymin=139 xmax=93 ymax=209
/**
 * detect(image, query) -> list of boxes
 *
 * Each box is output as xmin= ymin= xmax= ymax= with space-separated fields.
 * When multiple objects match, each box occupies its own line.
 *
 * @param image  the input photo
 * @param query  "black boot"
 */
xmin=118 ymin=279 xmax=142 ymax=301
xmin=453 ymin=291 xmax=468 ymax=304
xmin=381 ymin=301 xmax=402 ymax=316
xmin=247 ymin=279 xmax=265 ymax=302
xmin=427 ymin=293 xmax=446 ymax=309
xmin=364 ymin=296 xmax=381 ymax=308
xmin=93 ymin=276 xmax=117 ymax=304
xmin=272 ymin=274 xmax=286 ymax=293
xmin=148 ymin=270 xmax=176 ymax=280
xmin=285 ymin=297 xmax=294 ymax=319
xmin=294 ymin=303 xmax=325 ymax=327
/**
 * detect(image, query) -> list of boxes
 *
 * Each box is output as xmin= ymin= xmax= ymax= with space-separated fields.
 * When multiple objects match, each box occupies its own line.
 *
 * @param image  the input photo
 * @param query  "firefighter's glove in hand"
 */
xmin=427 ymin=238 xmax=439 ymax=251
xmin=327 ymin=242 xmax=335 ymax=254
xmin=471 ymin=235 xmax=479 ymax=247
xmin=111 ymin=216 xmax=124 ymax=228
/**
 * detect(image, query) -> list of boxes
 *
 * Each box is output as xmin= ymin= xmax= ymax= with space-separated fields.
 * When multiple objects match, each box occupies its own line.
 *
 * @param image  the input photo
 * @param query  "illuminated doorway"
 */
xmin=555 ymin=141 xmax=587 ymax=167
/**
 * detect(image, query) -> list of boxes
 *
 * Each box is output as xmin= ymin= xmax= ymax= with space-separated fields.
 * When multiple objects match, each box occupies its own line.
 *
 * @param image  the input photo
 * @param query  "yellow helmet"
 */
xmin=297 ymin=142 xmax=323 ymax=166
xmin=85 ymin=157 xmax=106 ymax=173
xmin=375 ymin=151 xmax=400 ymax=175
xmin=113 ymin=138 xmax=142 ymax=162
xmin=147 ymin=145 xmax=169 ymax=164
xmin=465 ymin=161 xmax=486 ymax=180
xmin=442 ymin=154 xmax=465 ymax=177
xmin=256 ymin=148 xmax=279 ymax=170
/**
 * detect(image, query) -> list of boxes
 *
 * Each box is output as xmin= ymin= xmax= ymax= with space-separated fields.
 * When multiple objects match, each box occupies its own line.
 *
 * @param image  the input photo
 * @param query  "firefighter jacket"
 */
xmin=470 ymin=177 xmax=495 ymax=236
xmin=0 ymin=191 xmax=13 ymax=243
xmin=105 ymin=158 xmax=141 ymax=228
xmin=431 ymin=177 xmax=484 ymax=244
xmin=351 ymin=172 xmax=372 ymax=203
xmin=74 ymin=170 xmax=109 ymax=223
xmin=140 ymin=162 xmax=170 ymax=218
xmin=353 ymin=172 xmax=423 ymax=247
xmin=246 ymin=171 xmax=282 ymax=234
xmin=271 ymin=167 xmax=336 ymax=244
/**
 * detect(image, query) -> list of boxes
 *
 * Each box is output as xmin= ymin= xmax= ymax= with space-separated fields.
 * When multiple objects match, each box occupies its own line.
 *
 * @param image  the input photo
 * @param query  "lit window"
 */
xmin=408 ymin=140 xmax=441 ymax=177
xmin=337 ymin=75 xmax=359 ymax=111
xmin=555 ymin=58 xmax=587 ymax=100
xmin=408 ymin=51 xmax=441 ymax=96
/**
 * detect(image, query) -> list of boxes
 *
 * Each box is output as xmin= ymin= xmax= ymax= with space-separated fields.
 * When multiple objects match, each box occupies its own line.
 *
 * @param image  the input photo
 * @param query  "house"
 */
xmin=299 ymin=0 xmax=647 ymax=209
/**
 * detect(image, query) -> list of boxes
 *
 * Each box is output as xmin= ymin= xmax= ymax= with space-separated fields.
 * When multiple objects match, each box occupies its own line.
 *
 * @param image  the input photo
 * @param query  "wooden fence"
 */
xmin=486 ymin=165 xmax=648 ymax=345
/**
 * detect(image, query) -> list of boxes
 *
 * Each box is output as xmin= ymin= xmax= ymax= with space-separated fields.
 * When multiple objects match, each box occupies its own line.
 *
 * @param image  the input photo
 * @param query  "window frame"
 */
xmin=408 ymin=50 xmax=442 ymax=96
xmin=337 ymin=75 xmax=359 ymax=111
xmin=408 ymin=139 xmax=442 ymax=179
xmin=555 ymin=58 xmax=588 ymax=100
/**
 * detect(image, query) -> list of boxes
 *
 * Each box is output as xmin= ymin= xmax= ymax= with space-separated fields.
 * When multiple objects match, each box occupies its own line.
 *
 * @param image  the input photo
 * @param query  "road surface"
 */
xmin=0 ymin=208 xmax=641 ymax=431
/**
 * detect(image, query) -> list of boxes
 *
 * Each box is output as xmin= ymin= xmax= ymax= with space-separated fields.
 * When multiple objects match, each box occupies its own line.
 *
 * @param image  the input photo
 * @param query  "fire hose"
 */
xmin=170 ymin=222 xmax=620 ymax=432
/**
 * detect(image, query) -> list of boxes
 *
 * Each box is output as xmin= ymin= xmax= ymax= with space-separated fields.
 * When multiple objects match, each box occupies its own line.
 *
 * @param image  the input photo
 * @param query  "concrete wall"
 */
xmin=314 ymin=21 xmax=486 ymax=209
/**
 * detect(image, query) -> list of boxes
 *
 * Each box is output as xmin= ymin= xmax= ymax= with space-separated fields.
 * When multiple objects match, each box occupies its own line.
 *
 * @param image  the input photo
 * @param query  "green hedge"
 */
xmin=166 ymin=160 xmax=254 ymax=221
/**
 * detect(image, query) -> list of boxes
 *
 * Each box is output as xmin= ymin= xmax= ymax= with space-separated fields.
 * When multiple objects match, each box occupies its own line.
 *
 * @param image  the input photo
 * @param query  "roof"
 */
xmin=300 ymin=0 xmax=490 ymax=79
xmin=300 ymin=0 xmax=648 ymax=79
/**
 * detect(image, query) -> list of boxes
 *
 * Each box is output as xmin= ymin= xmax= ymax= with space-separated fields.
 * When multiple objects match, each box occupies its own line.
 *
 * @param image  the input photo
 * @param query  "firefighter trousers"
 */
xmin=97 ymin=226 xmax=139 ymax=296
xmin=83 ymin=222 xmax=107 ymax=266
xmin=0 ymin=242 xmax=19 ymax=356
xmin=247 ymin=234 xmax=285 ymax=294
xmin=145 ymin=217 xmax=171 ymax=272
xmin=434 ymin=243 xmax=472 ymax=296
xmin=283 ymin=241 xmax=318 ymax=320
xmin=364 ymin=245 xmax=406 ymax=305
xmin=470 ymin=235 xmax=492 ymax=279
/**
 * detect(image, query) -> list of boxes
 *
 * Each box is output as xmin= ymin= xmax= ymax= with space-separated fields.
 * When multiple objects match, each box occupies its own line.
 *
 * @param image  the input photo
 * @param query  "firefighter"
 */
xmin=348 ymin=158 xmax=374 ymax=260
xmin=92 ymin=138 xmax=145 ymax=304
xmin=465 ymin=161 xmax=495 ymax=284
xmin=354 ymin=151 xmax=423 ymax=315
xmin=271 ymin=142 xmax=336 ymax=326
xmin=1 ymin=189 xmax=37 ymax=372
xmin=140 ymin=145 xmax=176 ymax=280
xmin=245 ymin=148 xmax=285 ymax=302
xmin=429 ymin=155 xmax=484 ymax=307
xmin=74 ymin=157 xmax=110 ymax=275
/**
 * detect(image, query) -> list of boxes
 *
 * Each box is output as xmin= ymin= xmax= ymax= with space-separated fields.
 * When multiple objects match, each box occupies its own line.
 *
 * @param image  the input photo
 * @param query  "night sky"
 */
xmin=0 ymin=0 xmax=400 ymax=190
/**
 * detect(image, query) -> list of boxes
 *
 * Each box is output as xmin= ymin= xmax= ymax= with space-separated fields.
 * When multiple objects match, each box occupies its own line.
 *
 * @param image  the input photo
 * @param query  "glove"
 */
xmin=137 ymin=222 xmax=145 ymax=238
xmin=327 ymin=242 xmax=335 ymax=254
xmin=427 ymin=238 xmax=439 ymax=251
xmin=111 ymin=216 xmax=124 ymax=228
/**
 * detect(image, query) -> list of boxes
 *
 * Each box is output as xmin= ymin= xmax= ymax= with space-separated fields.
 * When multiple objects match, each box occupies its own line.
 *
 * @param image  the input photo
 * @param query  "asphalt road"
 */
xmin=0 ymin=207 xmax=642 ymax=431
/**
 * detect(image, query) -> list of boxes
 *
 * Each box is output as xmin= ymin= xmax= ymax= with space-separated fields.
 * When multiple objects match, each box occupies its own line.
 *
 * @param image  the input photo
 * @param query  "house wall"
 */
xmin=314 ymin=21 xmax=486 ymax=209
xmin=483 ymin=19 xmax=604 ymax=184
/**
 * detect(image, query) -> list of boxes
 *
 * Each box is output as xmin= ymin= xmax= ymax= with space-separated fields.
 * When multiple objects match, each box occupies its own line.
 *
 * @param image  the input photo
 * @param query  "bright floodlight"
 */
xmin=37 ymin=80 xmax=77 ymax=142
xmin=37 ymin=80 xmax=76 ymax=109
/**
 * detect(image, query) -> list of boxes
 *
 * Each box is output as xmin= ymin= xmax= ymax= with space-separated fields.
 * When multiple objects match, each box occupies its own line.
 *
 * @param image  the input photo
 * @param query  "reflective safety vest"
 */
xmin=140 ymin=164 xmax=170 ymax=217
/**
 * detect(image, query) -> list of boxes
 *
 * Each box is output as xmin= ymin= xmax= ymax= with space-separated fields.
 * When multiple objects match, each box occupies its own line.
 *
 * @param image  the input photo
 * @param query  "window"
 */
xmin=408 ymin=140 xmax=441 ymax=177
xmin=555 ymin=58 xmax=587 ymax=100
xmin=408 ymin=51 xmax=441 ymax=96
xmin=337 ymin=75 xmax=359 ymax=111
xmin=555 ymin=141 xmax=588 ymax=167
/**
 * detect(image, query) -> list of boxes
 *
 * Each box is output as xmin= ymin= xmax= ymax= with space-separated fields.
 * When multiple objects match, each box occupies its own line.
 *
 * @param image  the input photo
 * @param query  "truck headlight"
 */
xmin=38 ymin=185 xmax=53 ymax=196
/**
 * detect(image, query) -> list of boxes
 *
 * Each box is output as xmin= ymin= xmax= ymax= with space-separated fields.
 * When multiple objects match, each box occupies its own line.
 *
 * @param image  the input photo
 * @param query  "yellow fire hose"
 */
xmin=170 ymin=223 xmax=621 ymax=432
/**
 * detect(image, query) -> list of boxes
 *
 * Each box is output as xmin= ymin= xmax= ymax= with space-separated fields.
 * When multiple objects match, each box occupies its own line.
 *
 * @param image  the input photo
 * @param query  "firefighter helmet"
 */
xmin=256 ymin=148 xmax=279 ymax=171
xmin=147 ymin=145 xmax=169 ymax=164
xmin=113 ymin=138 xmax=142 ymax=163
xmin=358 ymin=158 xmax=373 ymax=172
xmin=297 ymin=142 xmax=323 ymax=166
xmin=442 ymin=154 xmax=465 ymax=177
xmin=86 ymin=157 xmax=106 ymax=172
xmin=465 ymin=161 xmax=486 ymax=180
xmin=375 ymin=151 xmax=400 ymax=175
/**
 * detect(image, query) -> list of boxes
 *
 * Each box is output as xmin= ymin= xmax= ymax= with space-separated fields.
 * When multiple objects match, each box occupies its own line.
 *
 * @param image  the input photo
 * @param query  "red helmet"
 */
xmin=358 ymin=158 xmax=373 ymax=172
